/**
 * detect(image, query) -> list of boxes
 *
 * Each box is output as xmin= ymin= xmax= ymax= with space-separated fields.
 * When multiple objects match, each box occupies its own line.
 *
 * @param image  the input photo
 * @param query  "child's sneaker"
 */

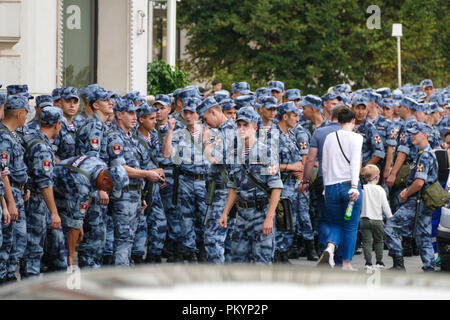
xmin=375 ymin=261 xmax=385 ymax=269
xmin=364 ymin=262 xmax=373 ymax=271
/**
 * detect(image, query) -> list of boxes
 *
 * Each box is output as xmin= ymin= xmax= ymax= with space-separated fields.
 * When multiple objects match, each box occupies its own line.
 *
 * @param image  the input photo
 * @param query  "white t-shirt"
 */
xmin=361 ymin=184 xmax=393 ymax=220
xmin=322 ymin=129 xmax=363 ymax=187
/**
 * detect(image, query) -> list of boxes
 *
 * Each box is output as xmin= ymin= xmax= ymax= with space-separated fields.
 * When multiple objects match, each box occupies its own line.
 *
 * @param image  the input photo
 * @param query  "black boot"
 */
xmin=287 ymin=236 xmax=299 ymax=259
xmin=389 ymin=255 xmax=406 ymax=271
xmin=402 ymin=237 xmax=413 ymax=257
xmin=280 ymin=251 xmax=290 ymax=263
xmin=305 ymin=240 xmax=319 ymax=261
xmin=184 ymin=252 xmax=198 ymax=263
xmin=131 ymin=255 xmax=145 ymax=265
xmin=102 ymin=255 xmax=114 ymax=265
xmin=145 ymin=253 xmax=162 ymax=264
xmin=197 ymin=243 xmax=207 ymax=263
xmin=412 ymin=238 xmax=420 ymax=256
xmin=273 ymin=250 xmax=282 ymax=263
xmin=298 ymin=237 xmax=307 ymax=257
xmin=162 ymin=237 xmax=174 ymax=259
xmin=167 ymin=242 xmax=184 ymax=263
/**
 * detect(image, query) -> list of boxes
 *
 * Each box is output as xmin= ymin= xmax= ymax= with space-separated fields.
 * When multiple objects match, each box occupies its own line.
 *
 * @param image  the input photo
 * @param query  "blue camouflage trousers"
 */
xmin=78 ymin=194 xmax=108 ymax=268
xmin=296 ymin=192 xmax=314 ymax=241
xmin=231 ymin=205 xmax=275 ymax=264
xmin=224 ymin=213 xmax=236 ymax=263
xmin=276 ymin=191 xmax=297 ymax=253
xmin=44 ymin=209 xmax=67 ymax=271
xmin=204 ymin=188 xmax=228 ymax=263
xmin=177 ymin=174 xmax=207 ymax=255
xmin=111 ymin=190 xmax=141 ymax=266
xmin=131 ymin=184 xmax=167 ymax=257
xmin=160 ymin=169 xmax=182 ymax=243
xmin=104 ymin=214 xmax=114 ymax=257
xmin=385 ymin=197 xmax=435 ymax=269
xmin=6 ymin=187 xmax=27 ymax=279
xmin=20 ymin=192 xmax=50 ymax=278
xmin=0 ymin=221 xmax=13 ymax=279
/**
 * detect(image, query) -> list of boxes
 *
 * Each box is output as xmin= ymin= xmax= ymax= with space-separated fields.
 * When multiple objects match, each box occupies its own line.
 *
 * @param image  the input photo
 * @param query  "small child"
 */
xmin=360 ymin=164 xmax=392 ymax=270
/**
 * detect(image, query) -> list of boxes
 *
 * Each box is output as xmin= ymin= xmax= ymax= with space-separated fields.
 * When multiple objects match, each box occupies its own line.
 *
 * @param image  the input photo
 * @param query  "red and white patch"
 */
xmin=42 ymin=160 xmax=52 ymax=172
xmin=399 ymin=133 xmax=406 ymax=143
xmin=268 ymin=164 xmax=278 ymax=176
xmin=0 ymin=152 xmax=8 ymax=165
xmin=390 ymin=130 xmax=397 ymax=139
xmin=299 ymin=141 xmax=308 ymax=150
xmin=374 ymin=136 xmax=381 ymax=145
xmin=417 ymin=164 xmax=424 ymax=172
xmin=80 ymin=202 xmax=89 ymax=214
xmin=112 ymin=144 xmax=122 ymax=155
xmin=90 ymin=137 xmax=100 ymax=149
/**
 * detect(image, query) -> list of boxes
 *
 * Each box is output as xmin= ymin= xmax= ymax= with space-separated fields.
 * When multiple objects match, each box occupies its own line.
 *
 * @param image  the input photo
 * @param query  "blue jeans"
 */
xmin=324 ymin=182 xmax=362 ymax=262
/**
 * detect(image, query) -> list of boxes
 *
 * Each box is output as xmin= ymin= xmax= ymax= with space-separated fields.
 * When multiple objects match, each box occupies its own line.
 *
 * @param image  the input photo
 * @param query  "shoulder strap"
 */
xmin=335 ymin=131 xmax=350 ymax=164
xmin=0 ymin=126 xmax=19 ymax=144
xmin=156 ymin=126 xmax=164 ymax=143
xmin=135 ymin=135 xmax=159 ymax=167
xmin=25 ymin=139 xmax=47 ymax=155
xmin=240 ymin=163 xmax=270 ymax=197
xmin=56 ymin=163 xmax=92 ymax=181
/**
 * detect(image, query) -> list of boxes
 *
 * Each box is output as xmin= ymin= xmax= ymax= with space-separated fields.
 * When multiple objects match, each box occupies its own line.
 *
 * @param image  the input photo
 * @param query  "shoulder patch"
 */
xmin=267 ymin=164 xmax=278 ymax=176
xmin=42 ymin=160 xmax=52 ymax=172
xmin=0 ymin=152 xmax=8 ymax=164
xmin=112 ymin=144 xmax=122 ymax=155
xmin=417 ymin=163 xmax=424 ymax=172
xmin=80 ymin=202 xmax=89 ymax=214
xmin=90 ymin=137 xmax=100 ymax=149
xmin=374 ymin=136 xmax=381 ymax=145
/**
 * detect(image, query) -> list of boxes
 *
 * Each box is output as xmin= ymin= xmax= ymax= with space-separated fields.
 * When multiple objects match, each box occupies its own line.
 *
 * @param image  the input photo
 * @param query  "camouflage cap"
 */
xmin=232 ymin=82 xmax=251 ymax=95
xmin=136 ymin=102 xmax=158 ymax=118
xmin=61 ymin=87 xmax=79 ymax=101
xmin=268 ymin=81 xmax=284 ymax=93
xmin=234 ymin=95 xmax=256 ymax=110
xmin=236 ymin=106 xmax=259 ymax=124
xmin=196 ymin=96 xmax=219 ymax=118
xmin=40 ymin=106 xmax=63 ymax=125
xmin=35 ymin=95 xmax=54 ymax=108
xmin=284 ymin=89 xmax=301 ymax=101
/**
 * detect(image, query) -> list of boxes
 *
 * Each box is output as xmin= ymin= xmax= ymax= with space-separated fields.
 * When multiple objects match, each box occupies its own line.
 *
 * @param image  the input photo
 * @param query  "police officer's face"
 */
xmin=271 ymin=90 xmax=283 ymax=103
xmin=155 ymin=103 xmax=170 ymax=122
xmin=302 ymin=105 xmax=314 ymax=120
xmin=182 ymin=110 xmax=198 ymax=126
xmin=411 ymin=132 xmax=426 ymax=145
xmin=284 ymin=112 xmax=299 ymax=129
xmin=95 ymin=99 xmax=114 ymax=115
xmin=445 ymin=107 xmax=450 ymax=117
xmin=139 ymin=113 xmax=157 ymax=131
xmin=431 ymin=111 xmax=441 ymax=123
xmin=260 ymin=107 xmax=277 ymax=122
xmin=351 ymin=105 xmax=367 ymax=122
xmin=415 ymin=111 xmax=426 ymax=123
xmin=203 ymin=108 xmax=219 ymax=128
xmin=17 ymin=109 xmax=28 ymax=127
xmin=293 ymin=99 xmax=301 ymax=109
xmin=60 ymin=98 xmax=79 ymax=118
xmin=237 ymin=120 xmax=256 ymax=140
xmin=382 ymin=107 xmax=393 ymax=118
xmin=119 ymin=111 xmax=137 ymax=130
xmin=324 ymin=99 xmax=339 ymax=114
xmin=424 ymin=86 xmax=434 ymax=98
xmin=223 ymin=108 xmax=236 ymax=121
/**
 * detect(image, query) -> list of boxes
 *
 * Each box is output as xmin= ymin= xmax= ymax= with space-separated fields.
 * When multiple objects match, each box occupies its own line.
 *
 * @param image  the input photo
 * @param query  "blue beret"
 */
xmin=0 ymin=92 xmax=7 ymax=106
xmin=182 ymin=97 xmax=201 ymax=113
xmin=284 ymin=89 xmax=301 ymax=101
xmin=234 ymin=95 xmax=255 ymax=110
xmin=5 ymin=95 xmax=31 ymax=113
xmin=268 ymin=81 xmax=284 ymax=92
xmin=300 ymin=94 xmax=322 ymax=110
xmin=61 ymin=87 xmax=79 ymax=101
xmin=256 ymin=88 xmax=271 ymax=99
xmin=197 ymin=96 xmax=219 ymax=118
xmin=178 ymin=86 xmax=201 ymax=104
xmin=137 ymin=103 xmax=158 ymax=118
xmin=35 ymin=95 xmax=54 ymax=108
xmin=40 ymin=106 xmax=63 ymax=125
xmin=79 ymin=84 xmax=100 ymax=100
xmin=277 ymin=102 xmax=300 ymax=117
xmin=259 ymin=96 xmax=278 ymax=109
xmin=376 ymin=87 xmax=391 ymax=98
xmin=219 ymin=98 xmax=236 ymax=111
xmin=321 ymin=92 xmax=340 ymax=102
xmin=236 ymin=106 xmax=259 ymax=124
xmin=380 ymin=98 xmax=394 ymax=109
xmin=114 ymin=98 xmax=138 ymax=113
xmin=333 ymin=84 xmax=350 ymax=94
xmin=108 ymin=165 xmax=130 ymax=199
xmin=154 ymin=94 xmax=172 ymax=107
xmin=213 ymin=90 xmax=230 ymax=103
xmin=421 ymin=79 xmax=433 ymax=89
xmin=407 ymin=122 xmax=432 ymax=135
xmin=352 ymin=95 xmax=368 ymax=108
xmin=89 ymin=88 xmax=114 ymax=105
xmin=401 ymin=96 xmax=419 ymax=111
xmin=6 ymin=84 xmax=29 ymax=96
xmin=232 ymin=82 xmax=251 ymax=95
xmin=52 ymin=88 xmax=63 ymax=101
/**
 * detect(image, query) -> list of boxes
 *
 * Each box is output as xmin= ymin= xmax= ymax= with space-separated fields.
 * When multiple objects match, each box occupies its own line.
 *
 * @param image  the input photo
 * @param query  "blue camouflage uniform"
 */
xmin=197 ymin=98 xmax=237 ymax=263
xmin=385 ymin=123 xmax=438 ymax=271
xmin=106 ymin=101 xmax=142 ymax=266
xmin=227 ymin=107 xmax=283 ymax=263
xmin=75 ymin=88 xmax=113 ymax=267
xmin=353 ymin=116 xmax=385 ymax=167
xmin=54 ymin=118 xmax=77 ymax=160
xmin=171 ymin=99 xmax=210 ymax=258
xmin=0 ymin=96 xmax=29 ymax=281
xmin=131 ymin=104 xmax=167 ymax=261
xmin=20 ymin=107 xmax=67 ymax=278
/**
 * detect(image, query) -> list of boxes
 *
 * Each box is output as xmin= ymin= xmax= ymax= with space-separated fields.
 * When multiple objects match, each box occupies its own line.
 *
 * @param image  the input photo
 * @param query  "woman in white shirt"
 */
xmin=318 ymin=107 xmax=363 ymax=271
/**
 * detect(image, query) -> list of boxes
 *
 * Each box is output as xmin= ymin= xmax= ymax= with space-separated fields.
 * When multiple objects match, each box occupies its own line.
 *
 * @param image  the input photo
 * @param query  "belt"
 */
xmin=160 ymin=164 xmax=173 ymax=169
xmin=11 ymin=181 xmax=25 ymax=190
xmin=122 ymin=184 xmax=142 ymax=192
xmin=215 ymin=183 xmax=227 ymax=190
xmin=237 ymin=198 xmax=268 ymax=210
xmin=338 ymin=180 xmax=352 ymax=186
xmin=180 ymin=170 xmax=206 ymax=181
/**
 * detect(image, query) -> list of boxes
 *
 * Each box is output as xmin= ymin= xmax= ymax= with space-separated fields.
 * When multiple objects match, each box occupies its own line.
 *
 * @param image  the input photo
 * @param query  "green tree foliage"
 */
xmin=147 ymin=60 xmax=190 ymax=95
xmin=178 ymin=0 xmax=449 ymax=94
